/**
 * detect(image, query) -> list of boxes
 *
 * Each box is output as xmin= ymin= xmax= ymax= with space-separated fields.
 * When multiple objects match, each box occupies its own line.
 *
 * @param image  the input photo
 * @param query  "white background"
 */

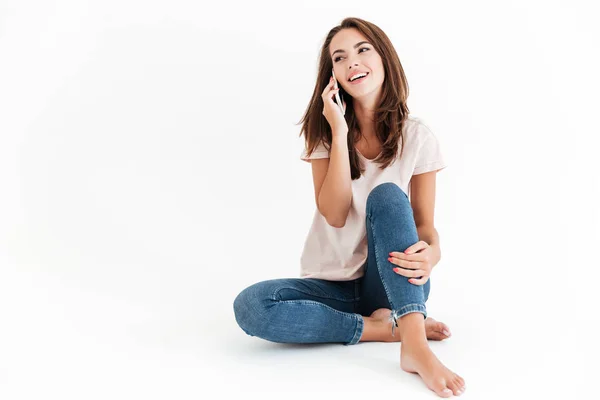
xmin=1 ymin=0 xmax=598 ymax=398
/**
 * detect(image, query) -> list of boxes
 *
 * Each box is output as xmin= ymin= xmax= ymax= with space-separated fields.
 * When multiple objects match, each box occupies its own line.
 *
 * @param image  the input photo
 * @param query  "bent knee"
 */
xmin=233 ymin=282 xmax=273 ymax=336
xmin=366 ymin=182 xmax=409 ymax=211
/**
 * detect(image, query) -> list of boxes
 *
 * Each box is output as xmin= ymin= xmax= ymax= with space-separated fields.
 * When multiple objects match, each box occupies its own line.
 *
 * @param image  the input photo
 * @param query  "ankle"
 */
xmin=397 ymin=314 xmax=426 ymax=341
xmin=402 ymin=335 xmax=428 ymax=348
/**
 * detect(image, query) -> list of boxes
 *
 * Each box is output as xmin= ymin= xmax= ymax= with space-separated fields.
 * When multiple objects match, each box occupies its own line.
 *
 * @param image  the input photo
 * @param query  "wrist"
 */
xmin=429 ymin=243 xmax=441 ymax=267
xmin=332 ymin=129 xmax=348 ymax=139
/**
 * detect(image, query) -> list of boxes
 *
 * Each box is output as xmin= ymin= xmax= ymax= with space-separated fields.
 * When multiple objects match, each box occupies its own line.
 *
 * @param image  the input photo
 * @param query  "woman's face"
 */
xmin=329 ymin=28 xmax=384 ymax=99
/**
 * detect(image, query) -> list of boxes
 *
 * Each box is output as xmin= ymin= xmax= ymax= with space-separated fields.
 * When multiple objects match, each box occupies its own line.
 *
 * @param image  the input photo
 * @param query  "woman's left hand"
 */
xmin=388 ymin=240 xmax=433 ymax=285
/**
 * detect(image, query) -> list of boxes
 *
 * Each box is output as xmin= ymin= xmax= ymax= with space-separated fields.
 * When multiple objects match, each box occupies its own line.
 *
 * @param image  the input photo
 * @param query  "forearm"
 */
xmin=318 ymin=133 xmax=352 ymax=227
xmin=416 ymin=225 xmax=441 ymax=267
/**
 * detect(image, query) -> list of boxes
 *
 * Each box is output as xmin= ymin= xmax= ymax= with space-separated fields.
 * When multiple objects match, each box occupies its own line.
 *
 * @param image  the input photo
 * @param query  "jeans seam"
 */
xmin=367 ymin=211 xmax=397 ymax=311
xmin=275 ymin=299 xmax=359 ymax=319
xmin=271 ymin=287 xmax=355 ymax=304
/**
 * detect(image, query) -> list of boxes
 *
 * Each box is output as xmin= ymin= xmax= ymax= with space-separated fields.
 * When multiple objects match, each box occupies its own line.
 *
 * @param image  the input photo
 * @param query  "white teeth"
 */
xmin=350 ymin=73 xmax=367 ymax=81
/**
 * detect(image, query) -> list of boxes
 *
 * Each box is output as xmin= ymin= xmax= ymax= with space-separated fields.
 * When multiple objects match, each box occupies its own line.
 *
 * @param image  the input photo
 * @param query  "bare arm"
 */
xmin=410 ymin=171 xmax=442 ymax=267
xmin=312 ymin=133 xmax=352 ymax=228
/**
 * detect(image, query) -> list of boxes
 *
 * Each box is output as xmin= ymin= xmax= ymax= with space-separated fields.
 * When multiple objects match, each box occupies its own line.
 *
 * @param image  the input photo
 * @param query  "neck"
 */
xmin=352 ymin=86 xmax=381 ymax=140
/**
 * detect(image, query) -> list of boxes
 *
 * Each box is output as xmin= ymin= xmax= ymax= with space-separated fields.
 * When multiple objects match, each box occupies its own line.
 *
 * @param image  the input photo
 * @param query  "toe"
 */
xmin=453 ymin=376 xmax=466 ymax=394
xmin=425 ymin=319 xmax=450 ymax=340
xmin=439 ymin=322 xmax=451 ymax=337
xmin=448 ymin=379 xmax=463 ymax=396
xmin=436 ymin=324 xmax=451 ymax=339
xmin=432 ymin=382 xmax=453 ymax=398
xmin=448 ymin=379 xmax=464 ymax=396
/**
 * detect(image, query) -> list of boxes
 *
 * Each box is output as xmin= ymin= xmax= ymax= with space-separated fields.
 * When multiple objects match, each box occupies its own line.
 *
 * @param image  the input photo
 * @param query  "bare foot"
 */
xmin=369 ymin=308 xmax=452 ymax=341
xmin=401 ymin=339 xmax=466 ymax=397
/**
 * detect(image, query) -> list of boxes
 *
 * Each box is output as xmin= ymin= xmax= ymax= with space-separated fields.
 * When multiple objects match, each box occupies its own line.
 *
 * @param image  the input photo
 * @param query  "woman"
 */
xmin=233 ymin=17 xmax=466 ymax=398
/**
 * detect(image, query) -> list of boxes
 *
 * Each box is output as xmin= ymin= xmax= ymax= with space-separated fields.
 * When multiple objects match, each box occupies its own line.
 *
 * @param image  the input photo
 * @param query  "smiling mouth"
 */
xmin=348 ymin=72 xmax=369 ymax=84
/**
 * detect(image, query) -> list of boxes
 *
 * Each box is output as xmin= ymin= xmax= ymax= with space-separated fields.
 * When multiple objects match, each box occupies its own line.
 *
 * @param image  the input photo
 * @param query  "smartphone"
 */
xmin=331 ymin=69 xmax=345 ymax=116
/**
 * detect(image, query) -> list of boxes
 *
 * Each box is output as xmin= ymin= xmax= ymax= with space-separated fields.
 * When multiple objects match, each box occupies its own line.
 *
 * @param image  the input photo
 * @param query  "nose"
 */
xmin=347 ymin=63 xmax=360 ymax=77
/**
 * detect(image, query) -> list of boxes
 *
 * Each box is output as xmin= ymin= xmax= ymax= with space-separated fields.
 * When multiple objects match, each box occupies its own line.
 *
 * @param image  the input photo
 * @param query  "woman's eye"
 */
xmin=334 ymin=47 xmax=369 ymax=63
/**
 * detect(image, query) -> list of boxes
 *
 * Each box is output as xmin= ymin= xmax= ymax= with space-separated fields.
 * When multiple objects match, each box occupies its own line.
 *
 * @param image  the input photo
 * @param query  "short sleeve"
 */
xmin=413 ymin=125 xmax=447 ymax=175
xmin=300 ymin=139 xmax=330 ymax=163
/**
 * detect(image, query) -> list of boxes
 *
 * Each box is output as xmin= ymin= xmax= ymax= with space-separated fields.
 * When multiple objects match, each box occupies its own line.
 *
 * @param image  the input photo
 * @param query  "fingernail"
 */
xmin=443 ymin=330 xmax=451 ymax=336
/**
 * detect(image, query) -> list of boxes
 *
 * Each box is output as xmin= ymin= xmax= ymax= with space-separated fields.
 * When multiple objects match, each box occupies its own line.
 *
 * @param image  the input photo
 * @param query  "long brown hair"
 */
xmin=296 ymin=17 xmax=410 ymax=180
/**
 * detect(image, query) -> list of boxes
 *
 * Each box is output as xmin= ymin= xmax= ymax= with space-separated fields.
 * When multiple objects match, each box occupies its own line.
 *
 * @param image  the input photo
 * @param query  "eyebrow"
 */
xmin=331 ymin=41 xmax=370 ymax=57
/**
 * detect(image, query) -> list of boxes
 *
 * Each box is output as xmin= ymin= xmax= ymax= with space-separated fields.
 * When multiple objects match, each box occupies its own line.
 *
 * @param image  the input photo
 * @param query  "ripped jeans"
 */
xmin=233 ymin=182 xmax=431 ymax=345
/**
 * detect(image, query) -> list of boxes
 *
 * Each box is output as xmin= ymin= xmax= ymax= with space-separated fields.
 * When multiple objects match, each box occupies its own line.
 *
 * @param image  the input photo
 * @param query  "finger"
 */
xmin=323 ymin=86 xmax=339 ymax=100
xmin=328 ymin=89 xmax=340 ymax=104
xmin=404 ymin=241 xmax=429 ymax=255
xmin=409 ymin=276 xmax=429 ymax=285
xmin=321 ymin=77 xmax=335 ymax=96
xmin=322 ymin=88 xmax=337 ymax=102
xmin=389 ymin=252 xmax=424 ymax=261
xmin=389 ymin=257 xmax=422 ymax=270
xmin=404 ymin=242 xmax=427 ymax=255
xmin=392 ymin=267 xmax=427 ymax=278
xmin=327 ymin=77 xmax=336 ymax=90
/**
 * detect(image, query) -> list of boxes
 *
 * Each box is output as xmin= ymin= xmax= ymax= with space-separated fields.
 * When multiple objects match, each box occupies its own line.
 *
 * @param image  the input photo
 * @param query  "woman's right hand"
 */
xmin=322 ymin=76 xmax=348 ymax=136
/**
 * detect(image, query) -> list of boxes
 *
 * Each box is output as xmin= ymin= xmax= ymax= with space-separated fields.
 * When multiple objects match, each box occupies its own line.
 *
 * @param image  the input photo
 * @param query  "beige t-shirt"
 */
xmin=298 ymin=115 xmax=447 ymax=281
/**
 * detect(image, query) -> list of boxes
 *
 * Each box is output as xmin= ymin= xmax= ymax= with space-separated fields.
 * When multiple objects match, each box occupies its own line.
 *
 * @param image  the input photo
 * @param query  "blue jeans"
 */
xmin=233 ymin=182 xmax=431 ymax=345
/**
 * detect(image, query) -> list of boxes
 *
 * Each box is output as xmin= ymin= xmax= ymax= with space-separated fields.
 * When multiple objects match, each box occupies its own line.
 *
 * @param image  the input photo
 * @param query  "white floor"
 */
xmin=1 ymin=260 xmax=594 ymax=400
